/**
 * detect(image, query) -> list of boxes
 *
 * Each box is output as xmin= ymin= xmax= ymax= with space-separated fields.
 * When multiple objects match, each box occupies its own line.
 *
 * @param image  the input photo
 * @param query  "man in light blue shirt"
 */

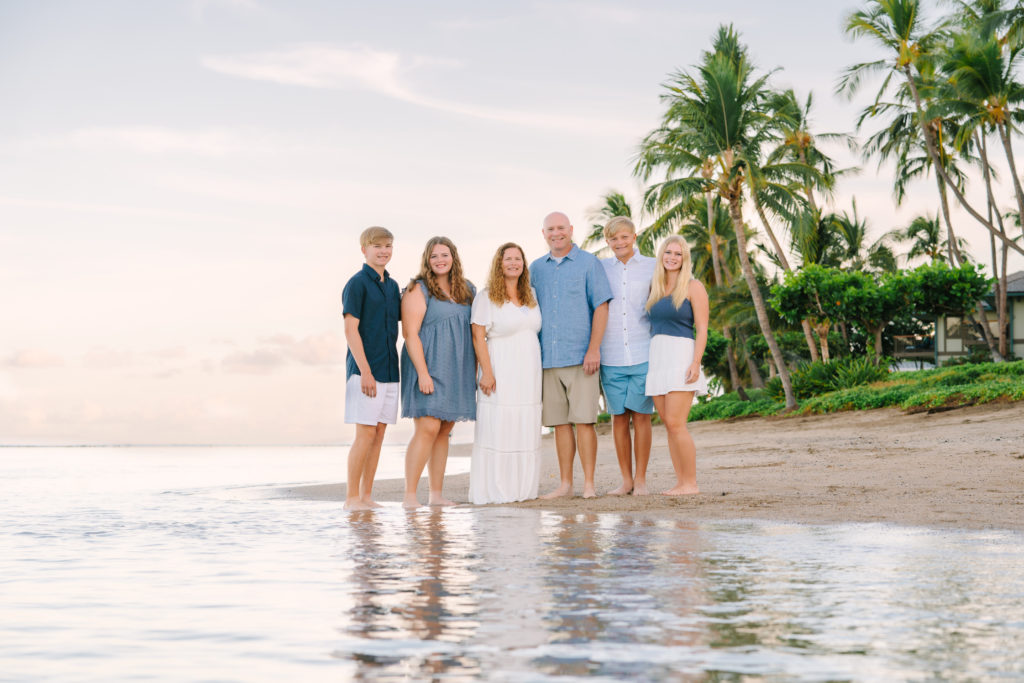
xmin=599 ymin=216 xmax=656 ymax=496
xmin=530 ymin=211 xmax=612 ymax=499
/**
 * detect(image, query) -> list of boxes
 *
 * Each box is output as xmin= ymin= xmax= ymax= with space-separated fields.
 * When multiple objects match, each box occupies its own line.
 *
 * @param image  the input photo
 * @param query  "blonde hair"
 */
xmin=487 ymin=243 xmax=537 ymax=307
xmin=646 ymin=235 xmax=693 ymax=311
xmin=603 ymin=216 xmax=636 ymax=240
xmin=410 ymin=236 xmax=473 ymax=305
xmin=360 ymin=226 xmax=393 ymax=247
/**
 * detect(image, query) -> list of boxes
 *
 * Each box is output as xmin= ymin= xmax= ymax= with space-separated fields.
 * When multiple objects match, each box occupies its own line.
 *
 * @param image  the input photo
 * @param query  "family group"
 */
xmin=340 ymin=212 xmax=709 ymax=511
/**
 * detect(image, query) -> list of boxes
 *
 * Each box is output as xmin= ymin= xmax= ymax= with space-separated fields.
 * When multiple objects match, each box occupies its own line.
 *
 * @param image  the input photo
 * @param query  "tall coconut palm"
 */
xmin=840 ymin=0 xmax=1024 ymax=257
xmin=636 ymin=25 xmax=800 ymax=408
xmin=897 ymin=214 xmax=969 ymax=263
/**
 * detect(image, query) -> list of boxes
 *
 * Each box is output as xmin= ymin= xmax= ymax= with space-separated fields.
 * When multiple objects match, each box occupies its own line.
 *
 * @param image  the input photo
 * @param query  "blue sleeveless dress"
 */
xmin=400 ymin=280 xmax=477 ymax=421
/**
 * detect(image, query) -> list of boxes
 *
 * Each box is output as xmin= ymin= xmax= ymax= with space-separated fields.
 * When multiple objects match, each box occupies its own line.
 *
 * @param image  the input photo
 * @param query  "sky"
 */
xmin=3 ymin=0 xmax=1022 ymax=445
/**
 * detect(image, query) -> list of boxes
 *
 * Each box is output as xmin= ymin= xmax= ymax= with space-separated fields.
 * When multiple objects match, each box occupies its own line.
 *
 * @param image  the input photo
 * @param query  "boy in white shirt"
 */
xmin=599 ymin=217 xmax=656 ymax=495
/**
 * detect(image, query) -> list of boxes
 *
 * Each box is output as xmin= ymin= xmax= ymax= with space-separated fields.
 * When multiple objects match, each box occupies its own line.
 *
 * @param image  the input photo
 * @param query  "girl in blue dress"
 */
xmin=400 ymin=236 xmax=476 ymax=508
xmin=644 ymin=235 xmax=709 ymax=495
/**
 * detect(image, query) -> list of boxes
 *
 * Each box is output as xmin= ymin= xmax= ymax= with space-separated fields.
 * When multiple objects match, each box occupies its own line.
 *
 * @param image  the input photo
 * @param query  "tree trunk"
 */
xmin=745 ymin=353 xmax=766 ymax=388
xmin=798 ymin=148 xmax=820 ymax=215
xmin=801 ymin=319 xmax=820 ymax=362
xmin=997 ymin=120 xmax=1024 ymax=232
xmin=706 ymin=190 xmax=722 ymax=287
xmin=752 ymin=192 xmax=792 ymax=271
xmin=750 ymin=189 xmax=818 ymax=360
xmin=872 ymin=326 xmax=883 ymax=364
xmin=814 ymin=321 xmax=831 ymax=362
xmin=979 ymin=130 xmax=1012 ymax=359
xmin=721 ymin=325 xmax=743 ymax=391
xmin=728 ymin=194 xmax=796 ymax=408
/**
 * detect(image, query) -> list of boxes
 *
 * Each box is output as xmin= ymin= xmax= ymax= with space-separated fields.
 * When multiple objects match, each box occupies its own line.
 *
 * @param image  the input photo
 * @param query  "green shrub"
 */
xmin=834 ymin=355 xmax=890 ymax=389
xmin=690 ymin=397 xmax=783 ymax=422
xmin=767 ymin=355 xmax=889 ymax=400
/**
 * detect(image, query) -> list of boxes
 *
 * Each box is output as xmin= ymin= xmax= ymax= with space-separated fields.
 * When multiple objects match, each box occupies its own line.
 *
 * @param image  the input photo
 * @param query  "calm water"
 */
xmin=2 ymin=447 xmax=1023 ymax=682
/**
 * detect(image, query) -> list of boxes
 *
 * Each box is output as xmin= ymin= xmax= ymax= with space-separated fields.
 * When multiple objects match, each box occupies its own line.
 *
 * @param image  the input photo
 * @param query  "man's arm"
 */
xmin=344 ymin=314 xmax=377 ymax=397
xmin=582 ymin=302 xmax=608 ymax=375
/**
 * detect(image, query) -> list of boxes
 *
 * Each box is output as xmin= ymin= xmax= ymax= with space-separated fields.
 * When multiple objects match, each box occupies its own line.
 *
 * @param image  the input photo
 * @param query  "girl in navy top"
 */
xmin=644 ymin=235 xmax=709 ymax=495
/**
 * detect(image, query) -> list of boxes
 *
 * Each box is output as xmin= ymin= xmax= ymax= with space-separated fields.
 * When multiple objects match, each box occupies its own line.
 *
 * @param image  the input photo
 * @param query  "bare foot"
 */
xmin=582 ymin=485 xmax=598 ymax=499
xmin=607 ymin=482 xmax=633 ymax=496
xmin=362 ymin=499 xmax=383 ymax=509
xmin=540 ymin=483 xmax=573 ymax=499
xmin=428 ymin=497 xmax=457 ymax=507
xmin=402 ymin=498 xmax=422 ymax=509
xmin=662 ymin=485 xmax=700 ymax=496
xmin=632 ymin=482 xmax=650 ymax=496
xmin=344 ymin=500 xmax=372 ymax=511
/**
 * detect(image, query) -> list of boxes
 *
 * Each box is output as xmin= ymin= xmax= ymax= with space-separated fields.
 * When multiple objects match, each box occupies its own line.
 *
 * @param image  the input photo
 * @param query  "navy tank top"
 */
xmin=648 ymin=295 xmax=695 ymax=339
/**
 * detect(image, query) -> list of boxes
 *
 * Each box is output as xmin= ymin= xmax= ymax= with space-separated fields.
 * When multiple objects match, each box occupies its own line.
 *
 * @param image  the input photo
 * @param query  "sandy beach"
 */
xmin=280 ymin=401 xmax=1024 ymax=531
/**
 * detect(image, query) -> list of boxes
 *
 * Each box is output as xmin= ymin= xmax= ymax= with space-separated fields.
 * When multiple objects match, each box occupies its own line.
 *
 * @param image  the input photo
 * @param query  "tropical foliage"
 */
xmin=584 ymin=5 xmax=1024 ymax=414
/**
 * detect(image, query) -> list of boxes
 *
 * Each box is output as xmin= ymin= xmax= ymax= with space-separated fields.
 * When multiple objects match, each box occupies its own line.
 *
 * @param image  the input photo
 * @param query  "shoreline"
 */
xmin=275 ymin=401 xmax=1024 ymax=532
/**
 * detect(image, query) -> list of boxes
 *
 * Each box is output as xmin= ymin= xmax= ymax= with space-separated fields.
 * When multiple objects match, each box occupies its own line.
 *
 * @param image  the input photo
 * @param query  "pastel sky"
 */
xmin=3 ymin=0 xmax=1021 ymax=444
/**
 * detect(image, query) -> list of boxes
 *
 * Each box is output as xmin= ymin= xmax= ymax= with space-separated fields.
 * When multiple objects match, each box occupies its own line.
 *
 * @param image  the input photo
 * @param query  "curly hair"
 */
xmin=487 ymin=242 xmax=536 ymax=307
xmin=410 ymin=236 xmax=473 ymax=305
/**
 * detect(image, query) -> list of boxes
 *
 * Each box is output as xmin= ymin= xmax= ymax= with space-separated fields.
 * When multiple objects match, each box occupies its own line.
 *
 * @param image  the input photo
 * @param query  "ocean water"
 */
xmin=2 ymin=447 xmax=1023 ymax=682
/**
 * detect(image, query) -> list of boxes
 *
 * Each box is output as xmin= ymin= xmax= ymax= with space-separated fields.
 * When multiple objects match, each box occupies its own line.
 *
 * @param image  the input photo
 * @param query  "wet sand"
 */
xmin=280 ymin=401 xmax=1024 ymax=531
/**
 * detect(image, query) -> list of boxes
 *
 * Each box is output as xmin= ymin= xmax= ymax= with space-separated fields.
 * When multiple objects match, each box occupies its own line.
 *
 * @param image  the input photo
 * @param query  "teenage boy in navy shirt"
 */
xmin=342 ymin=226 xmax=400 ymax=510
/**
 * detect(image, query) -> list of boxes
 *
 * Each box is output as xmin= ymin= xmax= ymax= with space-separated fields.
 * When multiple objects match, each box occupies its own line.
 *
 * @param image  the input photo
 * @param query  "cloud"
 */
xmin=262 ymin=332 xmax=346 ymax=366
xmin=221 ymin=349 xmax=286 ymax=374
xmin=6 ymin=349 xmax=65 ymax=368
xmin=82 ymin=348 xmax=135 ymax=368
xmin=218 ymin=332 xmax=346 ymax=374
xmin=202 ymin=44 xmax=635 ymax=136
xmin=61 ymin=125 xmax=305 ymax=158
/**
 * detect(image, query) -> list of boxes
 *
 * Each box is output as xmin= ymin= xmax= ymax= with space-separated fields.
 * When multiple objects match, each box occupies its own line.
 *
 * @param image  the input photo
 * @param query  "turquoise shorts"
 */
xmin=600 ymin=362 xmax=654 ymax=415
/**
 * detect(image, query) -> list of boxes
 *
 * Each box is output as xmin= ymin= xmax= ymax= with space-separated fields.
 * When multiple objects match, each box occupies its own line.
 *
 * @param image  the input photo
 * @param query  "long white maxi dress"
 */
xmin=468 ymin=289 xmax=543 ymax=504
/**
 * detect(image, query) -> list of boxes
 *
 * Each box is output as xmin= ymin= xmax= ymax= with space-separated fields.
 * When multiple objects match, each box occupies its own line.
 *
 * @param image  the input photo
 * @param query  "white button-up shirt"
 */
xmin=599 ymin=250 xmax=656 ymax=366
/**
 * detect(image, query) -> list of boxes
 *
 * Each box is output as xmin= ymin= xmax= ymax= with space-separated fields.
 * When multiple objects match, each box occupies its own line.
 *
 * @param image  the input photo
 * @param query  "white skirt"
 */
xmin=645 ymin=334 xmax=709 ymax=397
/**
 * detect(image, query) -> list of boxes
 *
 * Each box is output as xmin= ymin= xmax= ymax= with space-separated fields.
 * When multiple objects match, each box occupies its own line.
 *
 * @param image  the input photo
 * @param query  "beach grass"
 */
xmin=688 ymin=359 xmax=1024 ymax=421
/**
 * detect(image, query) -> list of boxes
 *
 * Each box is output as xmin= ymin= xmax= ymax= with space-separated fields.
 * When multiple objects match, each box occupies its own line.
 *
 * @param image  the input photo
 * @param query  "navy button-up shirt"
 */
xmin=342 ymin=263 xmax=400 ymax=382
xmin=530 ymin=243 xmax=613 ymax=369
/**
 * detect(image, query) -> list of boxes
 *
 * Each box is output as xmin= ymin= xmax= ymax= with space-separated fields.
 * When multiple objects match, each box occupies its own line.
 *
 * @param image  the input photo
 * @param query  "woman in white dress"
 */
xmin=644 ymin=235 xmax=709 ymax=495
xmin=468 ymin=243 xmax=543 ymax=504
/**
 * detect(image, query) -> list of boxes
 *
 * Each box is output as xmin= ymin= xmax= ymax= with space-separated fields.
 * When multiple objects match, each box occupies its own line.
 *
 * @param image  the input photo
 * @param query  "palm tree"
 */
xmin=840 ymin=0 xmax=1017 ymax=359
xmin=582 ymin=190 xmax=634 ymax=254
xmin=897 ymin=214 xmax=969 ymax=263
xmin=636 ymin=25 xmax=800 ymax=408
xmin=821 ymin=200 xmax=899 ymax=273
xmin=840 ymin=0 xmax=1024 ymax=258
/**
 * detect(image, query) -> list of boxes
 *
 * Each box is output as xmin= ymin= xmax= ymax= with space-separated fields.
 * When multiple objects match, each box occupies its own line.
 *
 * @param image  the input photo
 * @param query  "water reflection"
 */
xmin=336 ymin=508 xmax=482 ymax=681
xmin=332 ymin=510 xmax=1024 ymax=681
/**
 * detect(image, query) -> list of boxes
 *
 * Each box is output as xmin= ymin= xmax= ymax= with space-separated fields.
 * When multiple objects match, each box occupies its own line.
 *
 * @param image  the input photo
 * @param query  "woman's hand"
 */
xmin=685 ymin=360 xmax=701 ymax=384
xmin=478 ymin=372 xmax=496 ymax=396
xmin=418 ymin=374 xmax=435 ymax=395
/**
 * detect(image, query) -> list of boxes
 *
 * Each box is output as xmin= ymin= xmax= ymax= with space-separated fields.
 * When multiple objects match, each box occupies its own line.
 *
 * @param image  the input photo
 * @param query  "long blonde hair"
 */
xmin=410 ymin=236 xmax=473 ymax=304
xmin=646 ymin=235 xmax=693 ymax=311
xmin=487 ymin=243 xmax=537 ymax=307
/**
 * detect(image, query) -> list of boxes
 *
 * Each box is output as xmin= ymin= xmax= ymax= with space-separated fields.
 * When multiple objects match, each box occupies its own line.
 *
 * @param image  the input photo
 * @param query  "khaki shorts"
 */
xmin=542 ymin=365 xmax=601 ymax=426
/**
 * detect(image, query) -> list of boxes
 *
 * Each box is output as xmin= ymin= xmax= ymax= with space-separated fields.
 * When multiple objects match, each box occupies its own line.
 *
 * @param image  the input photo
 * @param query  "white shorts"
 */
xmin=344 ymin=375 xmax=399 ymax=426
xmin=645 ymin=335 xmax=709 ymax=397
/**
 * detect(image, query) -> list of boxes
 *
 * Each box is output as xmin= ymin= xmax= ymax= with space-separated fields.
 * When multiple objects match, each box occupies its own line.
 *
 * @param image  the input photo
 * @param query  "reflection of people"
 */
xmin=645 ymin=236 xmax=709 ymax=495
xmin=400 ymin=236 xmax=477 ymax=509
xmin=530 ymin=212 xmax=612 ymax=499
xmin=342 ymin=227 xmax=400 ymax=511
xmin=469 ymin=243 xmax=542 ymax=504
xmin=599 ymin=217 xmax=656 ymax=496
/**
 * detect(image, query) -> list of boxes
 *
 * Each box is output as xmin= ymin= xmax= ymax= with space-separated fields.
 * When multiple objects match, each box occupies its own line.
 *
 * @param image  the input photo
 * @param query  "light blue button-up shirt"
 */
xmin=600 ymin=250 xmax=656 ymax=366
xmin=530 ymin=243 xmax=613 ymax=369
